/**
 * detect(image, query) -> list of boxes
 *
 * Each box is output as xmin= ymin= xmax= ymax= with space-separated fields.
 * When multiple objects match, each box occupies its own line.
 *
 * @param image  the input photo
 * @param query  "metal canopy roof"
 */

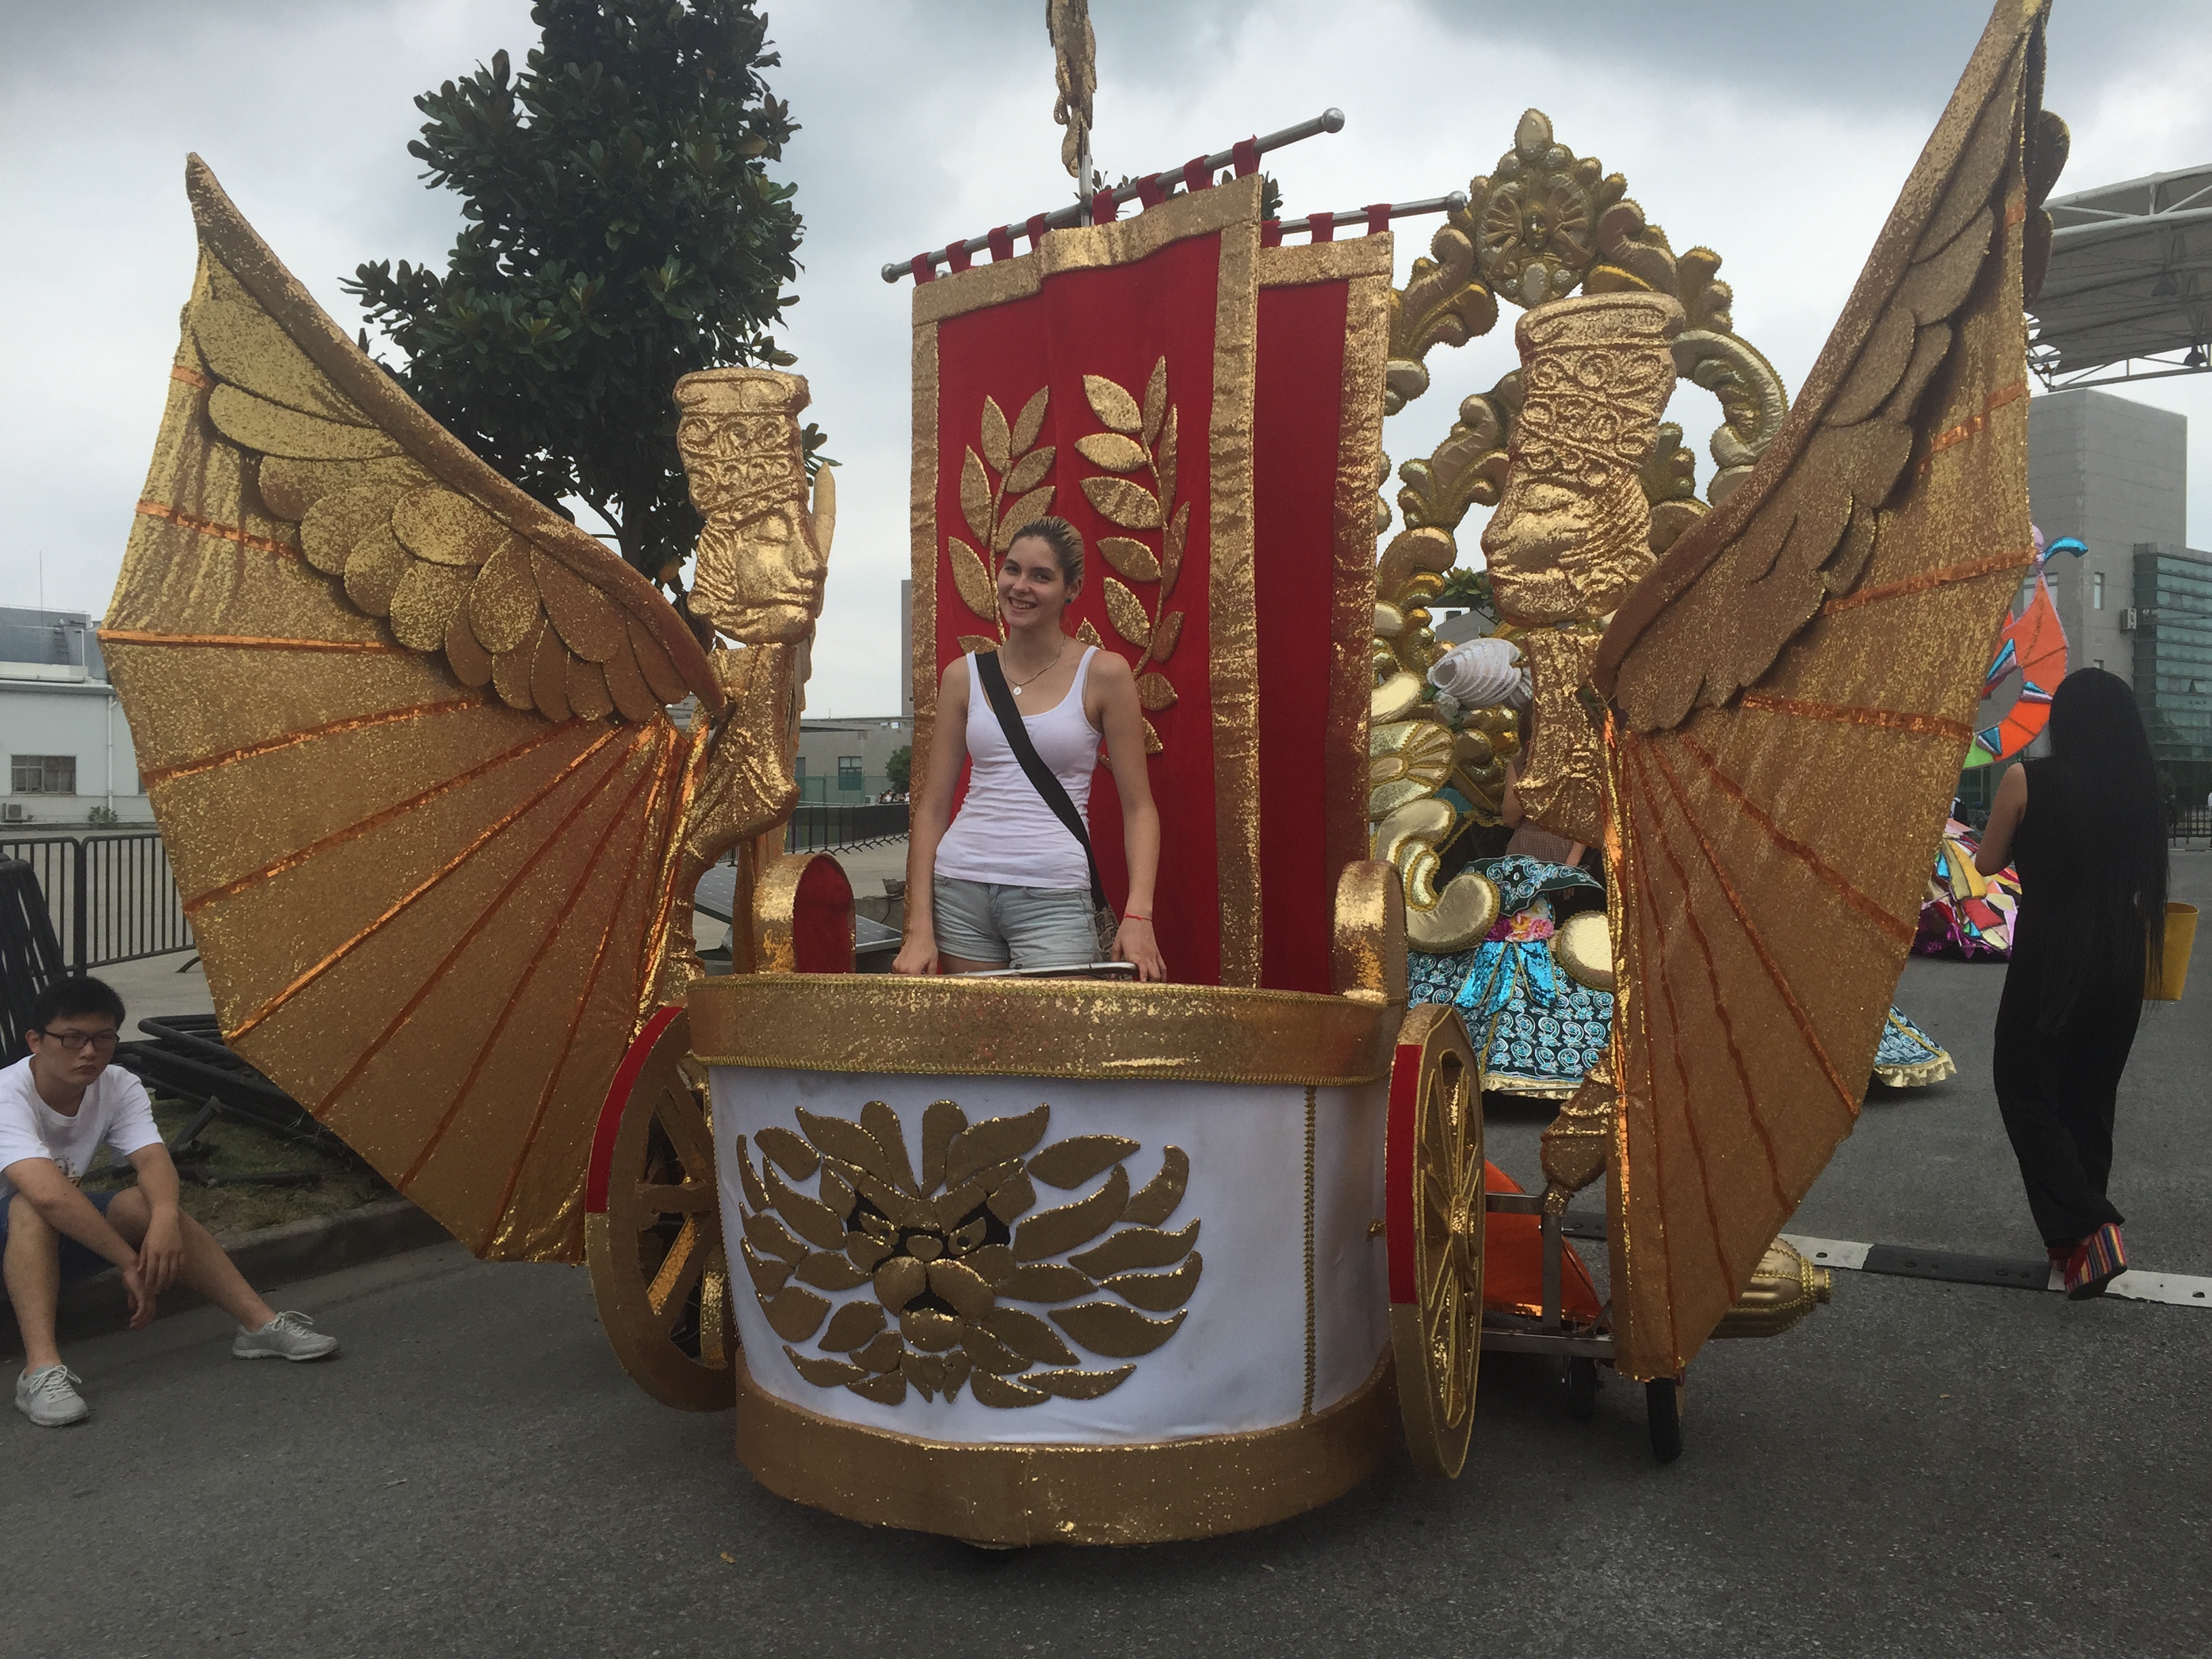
xmin=2028 ymin=163 xmax=2212 ymax=389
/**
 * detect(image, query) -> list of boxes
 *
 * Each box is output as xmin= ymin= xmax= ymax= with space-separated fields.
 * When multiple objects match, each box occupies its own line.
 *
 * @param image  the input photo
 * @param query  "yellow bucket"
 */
xmin=2148 ymin=902 xmax=2197 ymax=1000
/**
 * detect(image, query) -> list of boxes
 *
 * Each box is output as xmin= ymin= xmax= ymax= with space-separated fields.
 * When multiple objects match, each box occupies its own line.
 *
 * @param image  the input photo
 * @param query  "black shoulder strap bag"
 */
xmin=972 ymin=650 xmax=1120 ymax=958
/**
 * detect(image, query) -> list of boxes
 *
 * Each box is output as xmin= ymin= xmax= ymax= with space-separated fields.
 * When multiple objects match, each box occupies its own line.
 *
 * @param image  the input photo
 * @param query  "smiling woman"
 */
xmin=895 ymin=516 xmax=1166 ymax=981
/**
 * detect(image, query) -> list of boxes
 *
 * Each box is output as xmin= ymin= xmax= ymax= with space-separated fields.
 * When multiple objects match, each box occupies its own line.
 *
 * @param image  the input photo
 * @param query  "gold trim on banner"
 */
xmin=731 ymin=1347 xmax=1396 ymax=1546
xmin=1208 ymin=202 xmax=1264 ymax=987
xmin=688 ymin=973 xmax=1391 ymax=1086
xmin=910 ymin=320 xmax=943 ymax=807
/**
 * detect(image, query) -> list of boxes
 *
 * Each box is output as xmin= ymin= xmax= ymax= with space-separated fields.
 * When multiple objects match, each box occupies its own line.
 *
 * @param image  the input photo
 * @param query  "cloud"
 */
xmin=3 ymin=0 xmax=2207 ymax=718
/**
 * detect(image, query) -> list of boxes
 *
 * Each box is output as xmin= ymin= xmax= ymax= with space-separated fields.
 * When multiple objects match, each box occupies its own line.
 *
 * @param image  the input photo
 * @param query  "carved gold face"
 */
xmin=1480 ymin=293 xmax=1684 ymax=628
xmin=676 ymin=368 xmax=832 ymax=647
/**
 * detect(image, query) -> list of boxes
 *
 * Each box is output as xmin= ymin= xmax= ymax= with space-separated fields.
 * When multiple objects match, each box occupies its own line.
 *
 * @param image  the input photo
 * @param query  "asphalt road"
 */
xmin=4 ymin=855 xmax=2207 ymax=1659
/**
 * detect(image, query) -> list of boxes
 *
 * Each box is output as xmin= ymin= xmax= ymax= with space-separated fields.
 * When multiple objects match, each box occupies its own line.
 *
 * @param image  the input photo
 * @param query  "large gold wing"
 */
xmin=102 ymin=158 xmax=723 ymax=1262
xmin=1590 ymin=1 xmax=2064 ymax=1377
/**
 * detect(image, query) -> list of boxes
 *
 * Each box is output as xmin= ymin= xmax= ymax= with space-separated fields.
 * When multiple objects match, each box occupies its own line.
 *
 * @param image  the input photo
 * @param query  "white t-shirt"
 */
xmin=0 ymin=1057 xmax=162 ymax=1206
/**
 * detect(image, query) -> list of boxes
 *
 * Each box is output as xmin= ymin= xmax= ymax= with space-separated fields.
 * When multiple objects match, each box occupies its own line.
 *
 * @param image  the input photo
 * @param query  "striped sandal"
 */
xmin=2064 ymin=1224 xmax=2127 ymax=1300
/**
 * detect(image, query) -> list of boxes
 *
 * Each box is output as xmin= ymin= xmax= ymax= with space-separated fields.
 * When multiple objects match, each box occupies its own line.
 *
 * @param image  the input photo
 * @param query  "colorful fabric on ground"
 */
xmin=1917 ymin=816 xmax=2020 ymax=959
xmin=1872 ymin=1006 xmax=1957 ymax=1087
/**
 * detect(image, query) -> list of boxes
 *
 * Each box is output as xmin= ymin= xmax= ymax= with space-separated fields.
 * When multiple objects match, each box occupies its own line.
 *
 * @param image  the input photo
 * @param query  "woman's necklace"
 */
xmin=1005 ymin=636 xmax=1067 ymax=697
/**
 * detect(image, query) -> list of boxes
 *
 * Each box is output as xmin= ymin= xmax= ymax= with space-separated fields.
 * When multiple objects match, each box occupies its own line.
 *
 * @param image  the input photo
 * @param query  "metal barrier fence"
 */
xmin=0 ymin=833 xmax=192 ymax=970
xmin=784 ymin=802 xmax=909 ymax=853
xmin=2175 ymin=806 xmax=2212 ymax=842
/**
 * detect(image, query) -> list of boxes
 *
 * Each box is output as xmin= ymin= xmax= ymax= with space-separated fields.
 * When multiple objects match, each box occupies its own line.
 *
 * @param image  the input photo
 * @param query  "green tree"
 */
xmin=345 ymin=0 xmax=821 ymax=601
xmin=885 ymin=745 xmax=912 ymax=796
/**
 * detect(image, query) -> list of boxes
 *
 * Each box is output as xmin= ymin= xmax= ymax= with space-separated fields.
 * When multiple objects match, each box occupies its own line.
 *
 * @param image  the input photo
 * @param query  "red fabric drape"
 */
xmin=1183 ymin=157 xmax=1214 ymax=192
xmin=909 ymin=253 xmax=936 ymax=285
xmin=987 ymin=226 xmax=1015 ymax=262
xmin=945 ymin=241 xmax=972 ymax=273
xmin=1365 ymin=203 xmax=1393 ymax=237
xmin=1305 ymin=214 xmax=1336 ymax=243
xmin=1231 ymin=138 xmax=1259 ymax=177
xmin=1025 ymin=213 xmax=1050 ymax=249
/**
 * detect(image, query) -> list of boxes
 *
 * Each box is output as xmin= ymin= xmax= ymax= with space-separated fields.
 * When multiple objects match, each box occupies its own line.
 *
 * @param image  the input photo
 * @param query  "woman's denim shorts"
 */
xmin=933 ymin=876 xmax=1096 ymax=970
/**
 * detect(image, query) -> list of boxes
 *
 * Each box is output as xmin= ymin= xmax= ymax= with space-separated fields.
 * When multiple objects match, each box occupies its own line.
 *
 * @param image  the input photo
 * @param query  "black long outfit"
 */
xmin=1990 ymin=756 xmax=2142 ymax=1249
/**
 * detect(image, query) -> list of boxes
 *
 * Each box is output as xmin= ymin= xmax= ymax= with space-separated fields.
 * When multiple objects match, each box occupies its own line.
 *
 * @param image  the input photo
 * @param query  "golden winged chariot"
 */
xmin=105 ymin=0 xmax=2062 ymax=1542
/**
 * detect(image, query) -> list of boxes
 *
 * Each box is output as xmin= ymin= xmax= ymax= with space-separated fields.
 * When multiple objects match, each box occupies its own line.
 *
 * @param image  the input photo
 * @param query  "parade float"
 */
xmin=103 ymin=0 xmax=2064 ymax=1544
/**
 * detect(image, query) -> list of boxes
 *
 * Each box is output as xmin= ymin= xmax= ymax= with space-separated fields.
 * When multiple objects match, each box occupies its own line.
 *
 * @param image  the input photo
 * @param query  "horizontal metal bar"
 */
xmin=882 ymin=108 xmax=1346 ymax=281
xmin=1479 ymin=1329 xmax=1616 ymax=1359
xmin=1280 ymin=192 xmax=1469 ymax=234
xmin=1484 ymin=1191 xmax=1544 ymax=1216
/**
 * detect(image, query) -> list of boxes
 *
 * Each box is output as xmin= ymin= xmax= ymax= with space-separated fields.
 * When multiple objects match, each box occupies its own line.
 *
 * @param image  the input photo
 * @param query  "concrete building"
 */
xmin=2023 ymin=387 xmax=2210 ymax=802
xmin=0 ymin=608 xmax=152 ymax=829
xmin=795 ymin=714 xmax=912 ymax=804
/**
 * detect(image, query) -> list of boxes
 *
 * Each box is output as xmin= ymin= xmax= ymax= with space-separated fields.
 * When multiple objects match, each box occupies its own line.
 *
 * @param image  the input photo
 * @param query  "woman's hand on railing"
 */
xmin=892 ymin=934 xmax=939 ymax=976
xmin=1115 ymin=917 xmax=1166 ymax=983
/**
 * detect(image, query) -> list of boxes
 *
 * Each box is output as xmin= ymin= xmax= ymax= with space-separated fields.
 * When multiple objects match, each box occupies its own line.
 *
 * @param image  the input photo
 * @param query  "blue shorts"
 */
xmin=1 ymin=1187 xmax=121 ymax=1286
xmin=933 ymin=876 xmax=1097 ymax=970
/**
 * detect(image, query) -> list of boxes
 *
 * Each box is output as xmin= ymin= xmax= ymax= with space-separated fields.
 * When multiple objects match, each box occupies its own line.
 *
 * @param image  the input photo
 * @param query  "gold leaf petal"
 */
xmin=1162 ymin=501 xmax=1190 ymax=600
xmin=1136 ymin=672 xmax=1177 ymax=713
xmin=1025 ymin=1365 xmax=1136 ymax=1399
xmin=820 ymin=1300 xmax=886 ymax=1351
xmin=997 ymin=486 xmax=1056 ymax=553
xmin=853 ymin=1330 xmax=903 ymax=1373
xmin=1048 ymin=1301 xmax=1187 ymax=1357
xmin=626 ymin=618 xmax=689 ymax=705
xmin=861 ymin=1099 xmax=920 ymax=1195
xmin=1067 ymin=1218 xmax=1198 ymax=1277
xmin=785 ymin=1346 xmax=867 ymax=1387
xmin=947 ymin=536 xmax=1000 ymax=625
xmin=491 ymin=617 xmax=540 ymax=712
xmin=755 ymin=1126 xmax=819 ymax=1180
xmin=939 ymin=1351 xmax=972 ymax=1401
xmin=926 ymin=1258 xmax=997 ymax=1319
xmin=1142 ymin=716 xmax=1162 ymax=755
xmin=1010 ymin=1166 xmax=1128 ymax=1262
xmin=794 ymin=1252 xmax=869 ymax=1292
xmin=986 ymin=1168 xmax=1036 ymax=1225
xmin=341 ymin=525 xmax=409 ymax=618
xmin=389 ymin=488 xmax=510 ymax=567
xmin=743 ymin=1208 xmax=806 ymax=1265
xmin=740 ymin=1240 xmax=789 ymax=1298
xmin=1141 ymin=357 xmax=1168 ymax=447
xmin=1155 ymin=405 xmax=1178 ymax=512
xmin=531 ymin=623 xmax=571 ymax=722
xmin=960 ymin=447 xmax=994 ymax=547
xmin=981 ymin=396 xmax=1011 ymax=474
xmin=1011 ymin=385 xmax=1050 ymax=453
xmin=1004 ymin=446 xmax=1054 ymax=495
xmin=961 ymin=1243 xmax=1017 ymax=1283
xmin=846 ymin=1369 xmax=907 ymax=1405
xmin=207 ymin=385 xmax=401 ymax=462
xmin=1081 ymin=475 xmax=1162 ymax=531
xmin=1083 ymin=373 xmax=1143 ymax=434
xmin=1149 ymin=610 xmax=1185 ymax=665
xmin=386 ymin=560 xmax=470 ymax=653
xmin=932 ymin=1174 xmax=991 ymax=1232
xmin=763 ymin=1284 xmax=830 ymax=1342
xmin=969 ymin=1369 xmax=1049 ymax=1408
xmin=299 ymin=483 xmax=405 ymax=576
xmin=872 ymin=1255 xmax=928 ymax=1313
xmin=468 ymin=537 xmax=541 ymax=654
xmin=735 ymin=1140 xmax=769 ymax=1213
xmin=920 ymin=1100 xmax=966 ymax=1195
xmin=844 ymin=1231 xmax=893 ymax=1273
xmin=960 ymin=1324 xmax=1031 ymax=1375
xmin=529 ymin=548 xmax=626 ymax=663
xmin=257 ymin=455 xmax=425 ymax=524
xmin=981 ymin=1306 xmax=1080 ymax=1366
xmin=900 ymin=1350 xmax=947 ymax=1399
xmin=766 ymin=1164 xmax=848 ymax=1251
xmin=565 ymin=657 xmax=613 ymax=721
xmin=1103 ymin=578 xmax=1152 ymax=649
xmin=600 ymin=638 xmax=655 ymax=722
xmin=958 ymin=634 xmax=1000 ymax=655
xmin=1075 ymin=432 xmax=1147 ymax=473
xmin=900 ymin=1307 xmax=964 ymax=1352
xmin=846 ymin=1165 xmax=937 ymax=1231
xmin=1122 ymin=1146 xmax=1189 ymax=1226
xmin=1076 ymin=619 xmax=1103 ymax=649
xmin=945 ymin=1104 xmax=1050 ymax=1184
xmin=1102 ymin=1252 xmax=1204 ymax=1312
xmin=1028 ymin=1135 xmax=1140 ymax=1189
xmin=796 ymin=1107 xmax=895 ymax=1185
xmin=1098 ymin=537 xmax=1161 ymax=583
xmin=995 ymin=1263 xmax=1094 ymax=1303
xmin=191 ymin=293 xmax=372 ymax=427
xmin=445 ymin=609 xmax=493 ymax=688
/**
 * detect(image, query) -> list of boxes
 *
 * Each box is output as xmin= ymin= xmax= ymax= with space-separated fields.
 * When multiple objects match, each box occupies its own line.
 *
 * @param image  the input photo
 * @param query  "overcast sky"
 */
xmin=4 ymin=1 xmax=2208 ymax=716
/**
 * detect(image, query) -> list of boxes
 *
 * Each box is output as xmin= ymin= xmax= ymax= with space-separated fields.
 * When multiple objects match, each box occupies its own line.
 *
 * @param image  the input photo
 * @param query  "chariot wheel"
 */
xmin=1385 ymin=1002 xmax=1486 ymax=1477
xmin=585 ymin=1006 xmax=735 ymax=1412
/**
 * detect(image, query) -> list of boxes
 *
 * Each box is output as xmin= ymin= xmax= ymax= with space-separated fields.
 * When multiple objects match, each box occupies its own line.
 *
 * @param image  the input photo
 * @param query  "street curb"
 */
xmin=4 ymin=1197 xmax=455 ymax=1345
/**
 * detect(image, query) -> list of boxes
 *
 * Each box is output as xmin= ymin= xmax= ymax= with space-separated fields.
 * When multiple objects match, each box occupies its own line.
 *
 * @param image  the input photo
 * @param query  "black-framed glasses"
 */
xmin=32 ymin=1028 xmax=120 ymax=1055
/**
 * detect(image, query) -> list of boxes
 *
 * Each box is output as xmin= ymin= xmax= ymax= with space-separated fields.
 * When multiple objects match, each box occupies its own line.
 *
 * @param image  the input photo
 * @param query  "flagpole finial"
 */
xmin=1047 ymin=0 xmax=1096 ymax=184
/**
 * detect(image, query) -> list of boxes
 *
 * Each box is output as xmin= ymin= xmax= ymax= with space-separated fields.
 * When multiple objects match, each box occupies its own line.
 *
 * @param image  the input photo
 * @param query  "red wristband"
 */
xmin=1123 ymin=912 xmax=1151 ymax=922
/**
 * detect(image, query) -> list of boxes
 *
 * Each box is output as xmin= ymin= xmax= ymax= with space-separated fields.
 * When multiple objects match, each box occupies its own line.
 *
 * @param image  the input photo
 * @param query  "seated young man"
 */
xmin=4 ymin=976 xmax=337 ymax=1428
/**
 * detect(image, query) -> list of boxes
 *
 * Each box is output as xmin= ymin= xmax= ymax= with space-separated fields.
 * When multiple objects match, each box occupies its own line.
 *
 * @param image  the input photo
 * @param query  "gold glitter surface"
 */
xmin=1593 ymin=1 xmax=2051 ymax=1379
xmin=731 ymin=1346 xmax=1395 ymax=1546
xmin=689 ymin=974 xmax=1391 ymax=1087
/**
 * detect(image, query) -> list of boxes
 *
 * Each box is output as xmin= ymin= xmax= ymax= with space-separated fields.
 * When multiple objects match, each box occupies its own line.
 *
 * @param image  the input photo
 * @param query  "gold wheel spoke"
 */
xmin=634 ymin=1179 xmax=716 ymax=1216
xmin=647 ymin=1216 xmax=703 ymax=1322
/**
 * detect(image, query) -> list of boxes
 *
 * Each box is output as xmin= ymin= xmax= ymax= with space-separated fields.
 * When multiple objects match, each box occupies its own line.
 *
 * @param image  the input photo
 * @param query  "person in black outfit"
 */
xmin=1975 ymin=668 xmax=2169 ymax=1299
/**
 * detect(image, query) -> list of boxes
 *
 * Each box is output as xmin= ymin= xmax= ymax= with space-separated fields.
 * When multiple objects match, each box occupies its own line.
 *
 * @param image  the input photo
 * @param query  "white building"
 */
xmin=1 ymin=608 xmax=154 ymax=828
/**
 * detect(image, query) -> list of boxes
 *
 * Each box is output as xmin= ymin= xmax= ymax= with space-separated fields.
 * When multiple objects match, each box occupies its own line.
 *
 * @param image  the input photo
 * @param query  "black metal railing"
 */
xmin=0 ymin=833 xmax=192 ymax=969
xmin=2173 ymin=806 xmax=2212 ymax=842
xmin=783 ymin=802 xmax=909 ymax=853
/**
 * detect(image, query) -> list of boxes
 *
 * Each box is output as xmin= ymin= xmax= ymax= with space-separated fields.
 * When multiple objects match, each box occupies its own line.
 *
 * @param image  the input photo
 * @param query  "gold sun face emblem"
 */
xmin=735 ymin=1100 xmax=1201 ymax=1408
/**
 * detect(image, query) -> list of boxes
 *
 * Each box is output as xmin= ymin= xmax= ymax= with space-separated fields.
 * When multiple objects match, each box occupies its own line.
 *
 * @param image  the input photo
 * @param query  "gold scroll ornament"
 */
xmin=737 ymin=1099 xmax=1200 ymax=1408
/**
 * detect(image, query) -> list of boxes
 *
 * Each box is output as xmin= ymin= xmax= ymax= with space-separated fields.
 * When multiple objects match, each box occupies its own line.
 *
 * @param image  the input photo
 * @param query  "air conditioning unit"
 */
xmin=2118 ymin=608 xmax=2138 ymax=632
xmin=1 ymin=802 xmax=28 ymax=823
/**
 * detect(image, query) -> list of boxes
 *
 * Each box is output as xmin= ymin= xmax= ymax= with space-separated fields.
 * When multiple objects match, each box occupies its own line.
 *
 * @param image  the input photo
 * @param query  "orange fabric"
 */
xmin=1483 ymin=1161 xmax=1603 ymax=1324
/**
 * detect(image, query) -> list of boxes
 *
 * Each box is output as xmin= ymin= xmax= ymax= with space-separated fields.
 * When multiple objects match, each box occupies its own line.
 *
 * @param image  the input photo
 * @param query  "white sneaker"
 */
xmin=232 ymin=1311 xmax=340 ymax=1362
xmin=16 ymin=1364 xmax=90 ymax=1427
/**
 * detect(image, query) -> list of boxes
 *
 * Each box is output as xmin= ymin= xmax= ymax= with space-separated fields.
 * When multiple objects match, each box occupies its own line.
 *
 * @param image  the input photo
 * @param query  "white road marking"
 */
xmin=1781 ymin=1235 xmax=2212 ymax=1308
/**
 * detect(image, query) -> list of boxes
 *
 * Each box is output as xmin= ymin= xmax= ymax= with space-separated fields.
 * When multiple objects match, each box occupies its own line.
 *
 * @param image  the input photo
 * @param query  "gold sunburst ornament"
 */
xmin=1386 ymin=1002 xmax=1486 ymax=1476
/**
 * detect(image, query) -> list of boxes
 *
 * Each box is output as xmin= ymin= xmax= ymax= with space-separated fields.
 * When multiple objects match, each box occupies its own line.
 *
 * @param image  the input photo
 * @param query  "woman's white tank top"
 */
xmin=935 ymin=647 xmax=1101 ymax=892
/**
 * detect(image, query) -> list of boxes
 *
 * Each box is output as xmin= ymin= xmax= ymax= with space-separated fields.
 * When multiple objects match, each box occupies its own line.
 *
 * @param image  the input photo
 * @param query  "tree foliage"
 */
xmin=346 ymin=0 xmax=819 ymax=590
xmin=885 ymin=745 xmax=912 ymax=795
